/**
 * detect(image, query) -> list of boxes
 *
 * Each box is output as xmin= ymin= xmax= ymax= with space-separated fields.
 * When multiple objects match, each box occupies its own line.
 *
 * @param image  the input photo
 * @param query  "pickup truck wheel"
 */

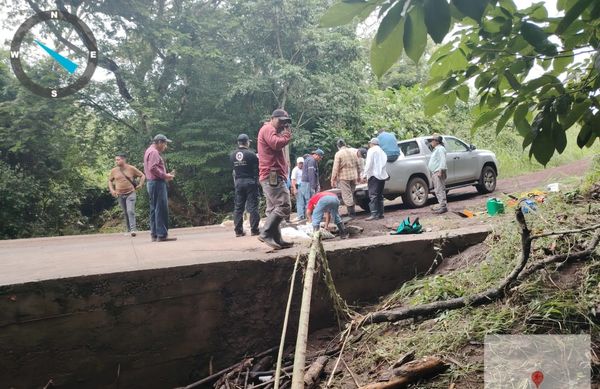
xmin=358 ymin=198 xmax=370 ymax=212
xmin=402 ymin=177 xmax=429 ymax=208
xmin=476 ymin=166 xmax=497 ymax=194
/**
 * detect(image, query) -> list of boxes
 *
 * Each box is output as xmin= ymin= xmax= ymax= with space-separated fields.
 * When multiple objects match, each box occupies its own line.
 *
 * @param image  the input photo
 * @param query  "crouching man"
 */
xmin=306 ymin=191 xmax=348 ymax=239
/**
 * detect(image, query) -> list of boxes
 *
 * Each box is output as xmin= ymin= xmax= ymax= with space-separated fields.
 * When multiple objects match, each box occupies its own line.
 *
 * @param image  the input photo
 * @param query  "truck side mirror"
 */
xmin=470 ymin=144 xmax=477 ymax=151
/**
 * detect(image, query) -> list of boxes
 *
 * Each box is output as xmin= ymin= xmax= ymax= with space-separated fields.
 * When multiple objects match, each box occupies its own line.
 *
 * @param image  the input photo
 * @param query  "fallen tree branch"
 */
xmin=178 ymin=346 xmax=278 ymax=389
xmin=530 ymin=224 xmax=600 ymax=241
xmin=303 ymin=356 xmax=329 ymax=389
xmin=358 ymin=357 xmax=448 ymax=389
xmin=362 ymin=209 xmax=600 ymax=325
xmin=325 ymin=326 xmax=352 ymax=387
xmin=362 ymin=209 xmax=532 ymax=324
xmin=392 ymin=351 xmax=415 ymax=369
xmin=213 ymin=359 xmax=253 ymax=389
xmin=518 ymin=229 xmax=600 ymax=280
xmin=342 ymin=358 xmax=361 ymax=388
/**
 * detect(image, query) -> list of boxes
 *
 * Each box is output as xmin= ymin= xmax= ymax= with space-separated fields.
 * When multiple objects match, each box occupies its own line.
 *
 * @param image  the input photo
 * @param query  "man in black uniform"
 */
xmin=230 ymin=133 xmax=260 ymax=237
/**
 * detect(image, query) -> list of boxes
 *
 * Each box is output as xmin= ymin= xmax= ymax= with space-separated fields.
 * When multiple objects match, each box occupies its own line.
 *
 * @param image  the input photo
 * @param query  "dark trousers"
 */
xmin=368 ymin=176 xmax=385 ymax=217
xmin=233 ymin=178 xmax=260 ymax=234
xmin=147 ymin=180 xmax=169 ymax=238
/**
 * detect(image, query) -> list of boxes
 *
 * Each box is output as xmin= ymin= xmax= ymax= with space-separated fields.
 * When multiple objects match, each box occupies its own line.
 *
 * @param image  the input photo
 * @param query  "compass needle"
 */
xmin=34 ymin=39 xmax=78 ymax=74
xmin=11 ymin=10 xmax=97 ymax=98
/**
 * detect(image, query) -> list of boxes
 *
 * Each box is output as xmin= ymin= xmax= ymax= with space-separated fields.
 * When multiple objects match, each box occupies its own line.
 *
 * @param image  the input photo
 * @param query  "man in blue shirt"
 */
xmin=298 ymin=149 xmax=324 ymax=215
xmin=428 ymin=134 xmax=448 ymax=214
xmin=377 ymin=128 xmax=401 ymax=162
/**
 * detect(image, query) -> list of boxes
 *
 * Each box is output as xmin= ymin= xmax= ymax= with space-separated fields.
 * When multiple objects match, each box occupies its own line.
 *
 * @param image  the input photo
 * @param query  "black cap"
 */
xmin=237 ymin=133 xmax=250 ymax=143
xmin=358 ymin=147 xmax=368 ymax=158
xmin=153 ymin=134 xmax=172 ymax=143
xmin=272 ymin=109 xmax=291 ymax=123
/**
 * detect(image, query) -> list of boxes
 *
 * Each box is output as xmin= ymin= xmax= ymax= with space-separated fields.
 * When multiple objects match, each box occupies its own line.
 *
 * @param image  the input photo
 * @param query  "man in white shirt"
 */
xmin=362 ymin=138 xmax=389 ymax=220
xmin=290 ymin=157 xmax=305 ymax=220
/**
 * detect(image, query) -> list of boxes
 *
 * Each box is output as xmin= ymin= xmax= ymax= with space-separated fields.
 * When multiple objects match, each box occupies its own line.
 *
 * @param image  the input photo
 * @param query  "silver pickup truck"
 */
xmin=349 ymin=135 xmax=499 ymax=210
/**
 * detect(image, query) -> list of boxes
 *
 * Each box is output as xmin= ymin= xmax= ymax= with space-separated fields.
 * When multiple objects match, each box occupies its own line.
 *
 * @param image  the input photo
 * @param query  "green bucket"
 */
xmin=487 ymin=198 xmax=505 ymax=216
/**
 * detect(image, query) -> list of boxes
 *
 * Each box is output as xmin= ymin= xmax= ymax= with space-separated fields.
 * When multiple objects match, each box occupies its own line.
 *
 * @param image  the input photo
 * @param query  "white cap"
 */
xmin=296 ymin=157 xmax=304 ymax=163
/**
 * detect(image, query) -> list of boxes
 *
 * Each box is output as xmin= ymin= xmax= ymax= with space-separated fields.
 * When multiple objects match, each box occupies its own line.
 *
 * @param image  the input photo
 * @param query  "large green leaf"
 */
xmin=552 ymin=53 xmax=573 ymax=75
xmin=530 ymin=125 xmax=554 ymax=166
xmin=472 ymin=107 xmax=503 ymax=131
xmin=559 ymin=101 xmax=590 ymax=129
xmin=514 ymin=103 xmax=532 ymax=138
xmin=375 ymin=0 xmax=405 ymax=44
xmin=495 ymin=103 xmax=516 ymax=135
xmin=577 ymin=123 xmax=593 ymax=148
xmin=430 ymin=49 xmax=468 ymax=78
xmin=555 ymin=0 xmax=594 ymax=35
xmin=456 ymin=84 xmax=470 ymax=102
xmin=370 ymin=18 xmax=406 ymax=78
xmin=520 ymin=22 xmax=554 ymax=53
xmin=320 ymin=1 xmax=378 ymax=28
xmin=482 ymin=17 xmax=505 ymax=34
xmin=452 ymin=0 xmax=488 ymax=22
xmin=502 ymin=69 xmax=521 ymax=90
xmin=424 ymin=0 xmax=451 ymax=43
xmin=521 ymin=75 xmax=564 ymax=94
xmin=403 ymin=3 xmax=428 ymax=63
xmin=552 ymin=121 xmax=567 ymax=154
xmin=424 ymin=90 xmax=452 ymax=116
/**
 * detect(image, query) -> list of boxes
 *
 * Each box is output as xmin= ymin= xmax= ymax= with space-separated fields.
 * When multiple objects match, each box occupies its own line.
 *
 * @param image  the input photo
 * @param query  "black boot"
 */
xmin=347 ymin=205 xmax=356 ymax=218
xmin=337 ymin=222 xmax=349 ymax=239
xmin=258 ymin=214 xmax=282 ymax=250
xmin=274 ymin=217 xmax=294 ymax=248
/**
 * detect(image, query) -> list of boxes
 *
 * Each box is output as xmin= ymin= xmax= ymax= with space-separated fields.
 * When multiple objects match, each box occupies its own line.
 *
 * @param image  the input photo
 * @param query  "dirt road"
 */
xmin=350 ymin=158 xmax=592 ymax=235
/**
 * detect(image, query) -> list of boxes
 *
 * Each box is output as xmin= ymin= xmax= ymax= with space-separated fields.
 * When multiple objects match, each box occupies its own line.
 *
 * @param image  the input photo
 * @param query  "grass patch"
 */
xmin=341 ymin=193 xmax=600 ymax=387
xmin=493 ymin=130 xmax=598 ymax=178
xmin=582 ymin=155 xmax=600 ymax=196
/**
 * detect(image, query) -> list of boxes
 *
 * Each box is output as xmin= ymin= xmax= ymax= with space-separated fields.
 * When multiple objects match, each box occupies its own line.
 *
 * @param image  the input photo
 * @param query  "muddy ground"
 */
xmin=346 ymin=158 xmax=591 ymax=238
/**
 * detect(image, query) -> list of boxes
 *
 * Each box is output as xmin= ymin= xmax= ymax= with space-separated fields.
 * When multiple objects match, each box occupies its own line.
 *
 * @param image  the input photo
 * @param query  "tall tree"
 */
xmin=321 ymin=0 xmax=600 ymax=165
xmin=0 ymin=0 xmax=368 ymax=233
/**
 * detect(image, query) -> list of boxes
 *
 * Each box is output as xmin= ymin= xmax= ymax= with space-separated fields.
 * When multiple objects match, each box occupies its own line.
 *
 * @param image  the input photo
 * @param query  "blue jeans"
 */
xmin=147 ymin=180 xmax=169 ymax=238
xmin=298 ymin=183 xmax=314 ymax=219
xmin=312 ymin=195 xmax=342 ymax=229
xmin=296 ymin=182 xmax=308 ymax=219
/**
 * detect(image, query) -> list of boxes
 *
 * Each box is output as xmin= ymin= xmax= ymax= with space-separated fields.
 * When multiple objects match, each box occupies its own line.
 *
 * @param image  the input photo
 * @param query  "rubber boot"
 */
xmin=258 ymin=213 xmax=282 ymax=250
xmin=274 ymin=222 xmax=294 ymax=249
xmin=337 ymin=222 xmax=349 ymax=239
xmin=347 ymin=205 xmax=356 ymax=218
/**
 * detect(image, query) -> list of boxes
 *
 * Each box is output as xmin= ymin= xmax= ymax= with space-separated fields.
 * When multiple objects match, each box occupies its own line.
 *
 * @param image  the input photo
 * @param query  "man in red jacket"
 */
xmin=257 ymin=109 xmax=293 ymax=250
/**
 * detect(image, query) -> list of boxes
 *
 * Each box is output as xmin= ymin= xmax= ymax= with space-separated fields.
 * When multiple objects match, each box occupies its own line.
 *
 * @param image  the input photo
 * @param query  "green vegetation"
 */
xmin=338 ymin=191 xmax=600 ymax=387
xmin=322 ymin=0 xmax=600 ymax=165
xmin=0 ymin=0 xmax=597 ymax=239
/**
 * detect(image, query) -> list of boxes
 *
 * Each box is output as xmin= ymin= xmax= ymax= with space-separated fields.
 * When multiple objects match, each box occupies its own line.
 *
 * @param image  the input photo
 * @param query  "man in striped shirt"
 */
xmin=331 ymin=139 xmax=361 ymax=218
